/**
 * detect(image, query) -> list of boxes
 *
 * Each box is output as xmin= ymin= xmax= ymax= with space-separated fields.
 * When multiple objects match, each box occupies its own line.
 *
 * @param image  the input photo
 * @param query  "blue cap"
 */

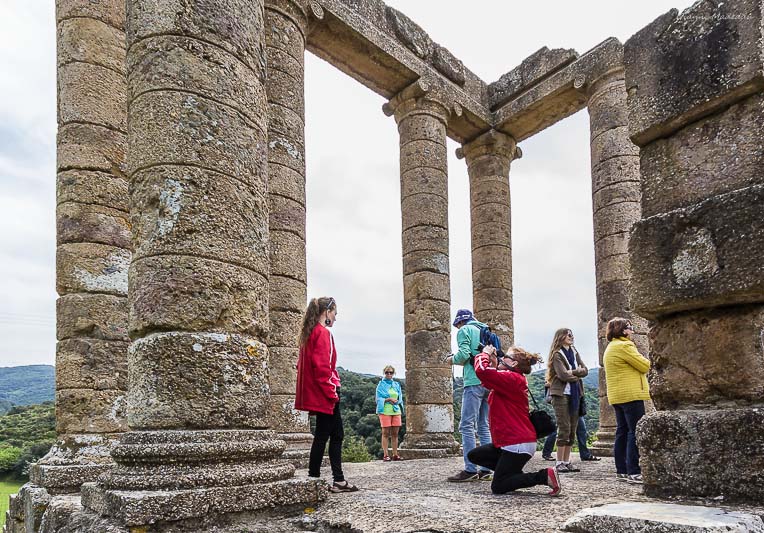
xmin=452 ymin=309 xmax=474 ymax=327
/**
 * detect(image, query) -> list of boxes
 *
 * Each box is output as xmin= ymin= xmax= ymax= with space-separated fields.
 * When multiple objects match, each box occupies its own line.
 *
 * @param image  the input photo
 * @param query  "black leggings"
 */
xmin=468 ymin=444 xmax=548 ymax=494
xmin=308 ymin=400 xmax=345 ymax=482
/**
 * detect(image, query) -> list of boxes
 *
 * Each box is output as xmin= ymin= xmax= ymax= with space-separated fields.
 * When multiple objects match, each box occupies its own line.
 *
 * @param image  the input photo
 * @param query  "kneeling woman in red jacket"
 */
xmin=468 ymin=345 xmax=562 ymax=496
xmin=295 ymin=296 xmax=358 ymax=493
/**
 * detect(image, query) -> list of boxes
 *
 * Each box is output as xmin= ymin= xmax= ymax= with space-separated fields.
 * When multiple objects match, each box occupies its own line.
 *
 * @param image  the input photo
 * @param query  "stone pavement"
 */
xmin=299 ymin=455 xmax=764 ymax=533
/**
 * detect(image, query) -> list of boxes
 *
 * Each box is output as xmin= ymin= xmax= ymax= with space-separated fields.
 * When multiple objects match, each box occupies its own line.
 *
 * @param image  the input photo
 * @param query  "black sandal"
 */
xmin=329 ymin=480 xmax=359 ymax=493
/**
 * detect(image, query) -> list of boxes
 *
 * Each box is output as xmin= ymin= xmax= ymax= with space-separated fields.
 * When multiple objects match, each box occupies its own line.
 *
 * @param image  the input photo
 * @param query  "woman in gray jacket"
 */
xmin=546 ymin=328 xmax=588 ymax=473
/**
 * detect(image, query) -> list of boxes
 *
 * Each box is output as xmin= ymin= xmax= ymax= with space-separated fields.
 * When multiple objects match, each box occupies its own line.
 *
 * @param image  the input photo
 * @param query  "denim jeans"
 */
xmin=459 ymin=384 xmax=491 ymax=473
xmin=613 ymin=400 xmax=645 ymax=475
xmin=542 ymin=417 xmax=592 ymax=458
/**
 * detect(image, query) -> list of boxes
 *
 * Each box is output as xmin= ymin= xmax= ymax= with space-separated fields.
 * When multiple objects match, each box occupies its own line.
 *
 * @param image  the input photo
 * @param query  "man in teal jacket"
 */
xmin=445 ymin=309 xmax=493 ymax=482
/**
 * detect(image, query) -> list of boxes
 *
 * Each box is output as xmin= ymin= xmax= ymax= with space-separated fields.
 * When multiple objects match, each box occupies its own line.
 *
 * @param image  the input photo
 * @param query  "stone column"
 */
xmin=624 ymin=0 xmax=764 ymax=503
xmin=584 ymin=65 xmax=646 ymax=457
xmin=36 ymin=0 xmax=130 ymax=494
xmin=77 ymin=0 xmax=323 ymax=527
xmin=456 ymin=130 xmax=519 ymax=350
xmin=265 ymin=0 xmax=317 ymax=468
xmin=383 ymin=81 xmax=459 ymax=459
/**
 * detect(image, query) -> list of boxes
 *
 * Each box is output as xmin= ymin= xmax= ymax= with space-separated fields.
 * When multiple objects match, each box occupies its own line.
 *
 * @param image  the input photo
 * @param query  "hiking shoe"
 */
xmin=478 ymin=471 xmax=493 ymax=481
xmin=546 ymin=467 xmax=562 ymax=496
xmin=627 ymin=474 xmax=643 ymax=484
xmin=564 ymin=463 xmax=580 ymax=472
xmin=556 ymin=463 xmax=580 ymax=473
xmin=542 ymin=455 xmax=555 ymax=461
xmin=581 ymin=455 xmax=601 ymax=461
xmin=616 ymin=473 xmax=628 ymax=482
xmin=447 ymin=470 xmax=479 ymax=482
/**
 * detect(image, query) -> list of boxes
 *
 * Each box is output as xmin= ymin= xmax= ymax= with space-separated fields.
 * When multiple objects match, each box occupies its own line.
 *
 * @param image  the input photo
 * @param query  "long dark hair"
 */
xmin=298 ymin=296 xmax=336 ymax=348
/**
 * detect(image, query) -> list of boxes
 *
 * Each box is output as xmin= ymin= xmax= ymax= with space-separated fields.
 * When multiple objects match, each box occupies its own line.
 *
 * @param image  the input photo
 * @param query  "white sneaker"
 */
xmin=616 ymin=473 xmax=628 ymax=482
xmin=627 ymin=474 xmax=643 ymax=484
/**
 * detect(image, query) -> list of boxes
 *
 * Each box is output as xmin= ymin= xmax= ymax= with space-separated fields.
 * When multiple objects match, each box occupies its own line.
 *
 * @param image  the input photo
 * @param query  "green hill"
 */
xmin=0 ymin=366 xmax=54 ymax=409
xmin=0 ymin=402 xmax=55 ymax=480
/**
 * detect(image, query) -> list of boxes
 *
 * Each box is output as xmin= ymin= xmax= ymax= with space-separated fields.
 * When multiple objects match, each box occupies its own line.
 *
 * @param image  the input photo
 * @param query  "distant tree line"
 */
xmin=0 ymin=402 xmax=55 ymax=480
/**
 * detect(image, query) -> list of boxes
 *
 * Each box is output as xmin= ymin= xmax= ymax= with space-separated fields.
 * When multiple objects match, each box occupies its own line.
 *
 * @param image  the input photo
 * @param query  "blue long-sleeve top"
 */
xmin=375 ymin=378 xmax=403 ymax=415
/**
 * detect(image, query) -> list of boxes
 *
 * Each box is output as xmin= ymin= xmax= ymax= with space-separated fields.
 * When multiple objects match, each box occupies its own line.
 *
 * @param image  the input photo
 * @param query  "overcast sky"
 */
xmin=0 ymin=1 xmax=693 ymax=375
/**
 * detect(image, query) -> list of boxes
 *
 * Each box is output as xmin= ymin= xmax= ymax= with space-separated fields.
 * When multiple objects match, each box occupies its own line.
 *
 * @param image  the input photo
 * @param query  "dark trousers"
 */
xmin=308 ymin=400 xmax=345 ymax=482
xmin=542 ymin=417 xmax=592 ymax=458
xmin=613 ymin=400 xmax=645 ymax=475
xmin=467 ymin=444 xmax=548 ymax=494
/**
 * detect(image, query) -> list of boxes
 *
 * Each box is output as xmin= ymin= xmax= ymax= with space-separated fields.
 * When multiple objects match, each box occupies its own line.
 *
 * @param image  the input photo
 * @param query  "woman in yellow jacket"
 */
xmin=603 ymin=317 xmax=650 ymax=485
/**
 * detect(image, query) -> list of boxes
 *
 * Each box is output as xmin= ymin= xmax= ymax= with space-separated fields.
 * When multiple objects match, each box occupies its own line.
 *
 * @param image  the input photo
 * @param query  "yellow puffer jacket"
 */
xmin=603 ymin=337 xmax=651 ymax=405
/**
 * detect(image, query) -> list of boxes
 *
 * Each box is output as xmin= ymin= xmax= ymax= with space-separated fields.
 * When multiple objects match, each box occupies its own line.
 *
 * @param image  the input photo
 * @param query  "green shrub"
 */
xmin=341 ymin=436 xmax=372 ymax=463
xmin=0 ymin=445 xmax=22 ymax=472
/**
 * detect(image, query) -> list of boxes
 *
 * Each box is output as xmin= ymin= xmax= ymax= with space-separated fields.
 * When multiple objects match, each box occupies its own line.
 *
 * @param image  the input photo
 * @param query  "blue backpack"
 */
xmin=469 ymin=325 xmax=505 ymax=365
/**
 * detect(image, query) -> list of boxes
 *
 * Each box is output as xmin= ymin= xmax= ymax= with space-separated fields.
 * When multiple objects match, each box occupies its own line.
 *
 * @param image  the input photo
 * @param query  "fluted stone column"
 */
xmin=456 ymin=130 xmax=519 ymax=349
xmin=585 ymin=67 xmax=647 ymax=457
xmin=265 ymin=0 xmax=317 ymax=468
xmin=383 ymin=81 xmax=458 ymax=459
xmin=76 ymin=0 xmax=322 ymax=526
xmin=36 ymin=0 xmax=130 ymax=493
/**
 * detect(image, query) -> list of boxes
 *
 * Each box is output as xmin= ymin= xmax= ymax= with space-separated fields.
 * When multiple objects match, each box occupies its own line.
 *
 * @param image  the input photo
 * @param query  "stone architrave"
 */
xmin=34 ymin=0 xmax=130 ymax=495
xmin=265 ymin=0 xmax=314 ymax=468
xmin=624 ymin=0 xmax=764 ymax=503
xmin=383 ymin=80 xmax=459 ymax=459
xmin=456 ymin=129 xmax=519 ymax=350
xmin=582 ymin=63 xmax=646 ymax=458
xmin=74 ymin=0 xmax=323 ymax=527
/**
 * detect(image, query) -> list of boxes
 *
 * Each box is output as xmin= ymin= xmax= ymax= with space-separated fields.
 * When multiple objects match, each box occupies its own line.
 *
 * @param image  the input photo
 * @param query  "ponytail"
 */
xmin=298 ymin=296 xmax=336 ymax=348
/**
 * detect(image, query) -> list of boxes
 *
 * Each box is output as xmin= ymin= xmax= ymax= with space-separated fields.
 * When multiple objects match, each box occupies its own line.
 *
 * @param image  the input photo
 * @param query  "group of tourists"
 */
xmin=294 ymin=296 xmax=651 ymax=497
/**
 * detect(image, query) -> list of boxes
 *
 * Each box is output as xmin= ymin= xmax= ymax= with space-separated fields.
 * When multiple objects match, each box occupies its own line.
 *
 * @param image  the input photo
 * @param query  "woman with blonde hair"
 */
xmin=295 ymin=296 xmax=358 ymax=493
xmin=603 ymin=317 xmax=650 ymax=484
xmin=376 ymin=365 xmax=404 ymax=461
xmin=546 ymin=328 xmax=588 ymax=473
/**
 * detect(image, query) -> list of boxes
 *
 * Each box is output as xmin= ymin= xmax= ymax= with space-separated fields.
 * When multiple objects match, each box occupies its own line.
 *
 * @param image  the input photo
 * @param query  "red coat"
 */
xmin=295 ymin=324 xmax=341 ymax=415
xmin=473 ymin=353 xmax=537 ymax=447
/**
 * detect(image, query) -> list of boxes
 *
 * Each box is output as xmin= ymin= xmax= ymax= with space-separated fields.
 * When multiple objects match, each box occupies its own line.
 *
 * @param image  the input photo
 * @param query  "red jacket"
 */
xmin=295 ymin=324 xmax=341 ymax=415
xmin=473 ymin=353 xmax=537 ymax=447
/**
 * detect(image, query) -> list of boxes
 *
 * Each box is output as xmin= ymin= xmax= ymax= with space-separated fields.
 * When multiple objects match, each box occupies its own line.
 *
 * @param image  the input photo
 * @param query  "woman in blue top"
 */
xmin=376 ymin=365 xmax=404 ymax=461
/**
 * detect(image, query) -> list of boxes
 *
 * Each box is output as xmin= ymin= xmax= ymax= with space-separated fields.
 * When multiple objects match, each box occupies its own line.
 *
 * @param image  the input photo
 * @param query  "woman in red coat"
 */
xmin=467 ymin=345 xmax=562 ymax=496
xmin=295 ymin=296 xmax=358 ymax=492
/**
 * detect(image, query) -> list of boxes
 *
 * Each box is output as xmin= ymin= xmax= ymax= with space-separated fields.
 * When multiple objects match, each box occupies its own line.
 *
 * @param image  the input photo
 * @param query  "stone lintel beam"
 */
xmin=307 ymin=0 xmax=490 ymax=142
xmin=492 ymin=38 xmax=625 ymax=143
xmin=624 ymin=1 xmax=764 ymax=147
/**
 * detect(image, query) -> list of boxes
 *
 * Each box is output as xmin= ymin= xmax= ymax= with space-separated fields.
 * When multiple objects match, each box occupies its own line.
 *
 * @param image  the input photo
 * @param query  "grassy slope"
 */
xmin=0 ymin=480 xmax=23 ymax=527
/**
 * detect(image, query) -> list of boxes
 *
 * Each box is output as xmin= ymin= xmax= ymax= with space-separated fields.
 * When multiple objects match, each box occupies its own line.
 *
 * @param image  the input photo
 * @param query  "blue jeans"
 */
xmin=613 ymin=400 xmax=645 ymax=475
xmin=542 ymin=417 xmax=592 ymax=458
xmin=459 ymin=385 xmax=492 ymax=473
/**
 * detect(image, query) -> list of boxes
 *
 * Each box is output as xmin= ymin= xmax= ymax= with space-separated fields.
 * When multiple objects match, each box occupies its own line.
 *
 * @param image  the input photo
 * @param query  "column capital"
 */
xmin=456 ymin=129 xmax=521 ymax=162
xmin=265 ymin=0 xmax=312 ymax=35
xmin=382 ymin=79 xmax=460 ymax=125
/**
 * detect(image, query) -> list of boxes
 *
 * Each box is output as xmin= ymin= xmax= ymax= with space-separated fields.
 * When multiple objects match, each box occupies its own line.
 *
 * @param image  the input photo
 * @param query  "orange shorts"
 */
xmin=378 ymin=414 xmax=402 ymax=428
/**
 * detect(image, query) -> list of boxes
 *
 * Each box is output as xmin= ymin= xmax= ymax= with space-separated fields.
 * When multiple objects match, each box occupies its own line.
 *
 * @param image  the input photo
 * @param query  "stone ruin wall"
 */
xmin=4 ymin=0 xmax=763 ymax=531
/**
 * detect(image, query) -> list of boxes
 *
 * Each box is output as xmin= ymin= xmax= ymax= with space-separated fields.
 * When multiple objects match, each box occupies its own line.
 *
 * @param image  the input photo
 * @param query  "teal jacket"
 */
xmin=375 ymin=378 xmax=403 ymax=415
xmin=452 ymin=319 xmax=487 ymax=387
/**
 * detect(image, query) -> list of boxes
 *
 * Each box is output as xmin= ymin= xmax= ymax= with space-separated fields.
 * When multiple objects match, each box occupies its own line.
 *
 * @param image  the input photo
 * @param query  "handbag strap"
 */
xmin=527 ymin=386 xmax=541 ymax=410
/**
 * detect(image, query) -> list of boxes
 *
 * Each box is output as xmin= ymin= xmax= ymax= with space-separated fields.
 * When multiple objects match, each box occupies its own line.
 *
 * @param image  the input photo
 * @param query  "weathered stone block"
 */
xmin=128 ymin=35 xmax=266 ymax=128
xmin=20 ymin=485 xmax=50 ymax=533
xmin=57 ymin=0 xmax=125 ymax=29
xmin=404 ymin=403 xmax=453 ymax=435
xmin=268 ymin=310 xmax=302 ymax=347
xmin=268 ymin=347 xmax=298 ymax=395
xmin=594 ymin=232 xmax=630 ymax=263
xmin=624 ymin=0 xmax=764 ymax=145
xmin=403 ymin=271 xmax=449 ymax=303
xmin=591 ymin=156 xmax=641 ymax=194
xmin=398 ymin=114 xmax=446 ymax=144
xmin=129 ymin=256 xmax=268 ymax=338
xmin=266 ymin=67 xmax=305 ymax=117
xmin=400 ymin=194 xmax=448 ymax=231
xmin=471 ymin=220 xmax=511 ymax=249
xmin=595 ymin=253 xmax=631 ymax=285
xmin=473 ymin=268 xmax=512 ymax=292
xmin=466 ymin=156 xmax=511 ymax=180
xmin=592 ymin=182 xmax=640 ymax=213
xmin=58 ymin=62 xmax=127 ymax=131
xmin=404 ymin=367 xmax=452 ymax=404
xmin=399 ymin=140 xmax=447 ymax=174
xmin=270 ymin=232 xmax=306 ymax=282
xmin=268 ymin=105 xmax=305 ymax=146
xmin=473 ymin=288 xmax=511 ymax=312
xmin=57 ymin=169 xmax=128 ymax=210
xmin=640 ymin=92 xmax=764 ymax=218
xmin=590 ymin=126 xmax=639 ymax=164
xmin=472 ymin=244 xmax=512 ymax=274
xmin=57 ymin=293 xmax=128 ymax=341
xmin=130 ymin=165 xmax=268 ymax=275
xmin=56 ymin=338 xmax=128 ymax=391
xmin=127 ymin=0 xmax=266 ymax=76
xmin=128 ymin=332 xmax=270 ymax=429
xmin=56 ymin=388 xmax=127 ymax=434
xmin=648 ymin=304 xmax=764 ymax=409
xmin=269 ymin=275 xmax=306 ymax=313
xmin=404 ymin=330 xmax=451 ymax=368
xmin=402 ymin=225 xmax=448 ymax=255
xmin=127 ymin=91 xmax=267 ymax=183
xmin=56 ymin=243 xmax=130 ymax=297
xmin=402 ymin=250 xmax=449 ymax=277
xmin=469 ymin=175 xmax=510 ymax=206
xmin=268 ymin=160 xmax=305 ymax=202
xmin=431 ymin=45 xmax=465 ymax=86
xmin=400 ymin=167 xmax=447 ymax=200
xmin=594 ymin=280 xmax=631 ymax=322
xmin=57 ymin=202 xmax=131 ymax=249
xmin=587 ymin=82 xmax=628 ymax=140
xmin=637 ymin=408 xmax=764 ymax=503
xmin=269 ymin=196 xmax=305 ymax=238
xmin=268 ymin=394 xmax=308 ymax=433
xmin=265 ymin=7 xmax=306 ymax=62
xmin=58 ymin=17 xmax=125 ymax=73
xmin=57 ymin=124 xmax=126 ymax=173
xmin=384 ymin=6 xmax=433 ymax=59
xmin=630 ymin=184 xmax=764 ymax=317
xmin=268 ymin=133 xmax=305 ymax=173
xmin=593 ymin=202 xmax=641 ymax=239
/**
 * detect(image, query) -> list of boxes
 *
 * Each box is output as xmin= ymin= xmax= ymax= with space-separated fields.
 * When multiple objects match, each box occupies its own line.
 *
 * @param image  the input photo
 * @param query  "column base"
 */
xmin=279 ymin=432 xmax=313 ymax=469
xmin=638 ymin=408 xmax=764 ymax=504
xmin=591 ymin=428 xmax=615 ymax=457
xmin=30 ymin=434 xmax=120 ymax=494
xmin=398 ymin=432 xmax=460 ymax=459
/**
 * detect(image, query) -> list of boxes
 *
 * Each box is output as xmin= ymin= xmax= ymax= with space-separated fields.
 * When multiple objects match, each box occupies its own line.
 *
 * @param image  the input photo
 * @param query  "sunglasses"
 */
xmin=384 ymin=371 xmax=394 ymax=375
